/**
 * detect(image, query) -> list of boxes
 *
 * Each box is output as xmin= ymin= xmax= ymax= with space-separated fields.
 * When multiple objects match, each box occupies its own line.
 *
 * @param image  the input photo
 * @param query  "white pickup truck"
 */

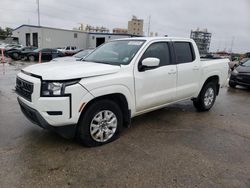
xmin=16 ymin=37 xmax=229 ymax=146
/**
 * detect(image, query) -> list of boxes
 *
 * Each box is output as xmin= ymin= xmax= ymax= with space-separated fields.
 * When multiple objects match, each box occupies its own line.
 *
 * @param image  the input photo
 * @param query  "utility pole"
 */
xmin=37 ymin=0 xmax=40 ymax=26
xmin=147 ymin=15 xmax=151 ymax=37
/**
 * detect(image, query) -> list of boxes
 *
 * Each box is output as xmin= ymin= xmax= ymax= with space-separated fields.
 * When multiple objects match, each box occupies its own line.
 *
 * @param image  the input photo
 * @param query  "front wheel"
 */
xmin=229 ymin=80 xmax=236 ymax=88
xmin=193 ymin=82 xmax=217 ymax=111
xmin=77 ymin=100 xmax=123 ymax=147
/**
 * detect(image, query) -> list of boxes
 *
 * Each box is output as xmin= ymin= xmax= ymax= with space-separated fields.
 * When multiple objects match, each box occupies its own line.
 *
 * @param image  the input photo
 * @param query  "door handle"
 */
xmin=168 ymin=69 xmax=177 ymax=75
xmin=193 ymin=66 xmax=199 ymax=71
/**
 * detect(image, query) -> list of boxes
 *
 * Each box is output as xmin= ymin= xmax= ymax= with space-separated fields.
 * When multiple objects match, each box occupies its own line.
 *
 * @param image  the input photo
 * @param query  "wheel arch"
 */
xmin=199 ymin=75 xmax=220 ymax=97
xmin=78 ymin=93 xmax=131 ymax=127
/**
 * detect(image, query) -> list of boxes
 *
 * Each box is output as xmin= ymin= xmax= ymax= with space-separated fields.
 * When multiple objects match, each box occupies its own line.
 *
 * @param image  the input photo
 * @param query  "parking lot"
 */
xmin=0 ymin=62 xmax=250 ymax=187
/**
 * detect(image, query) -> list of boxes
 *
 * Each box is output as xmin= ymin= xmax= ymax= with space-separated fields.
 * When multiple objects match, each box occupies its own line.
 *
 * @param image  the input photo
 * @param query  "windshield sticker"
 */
xmin=128 ymin=41 xmax=144 ymax=45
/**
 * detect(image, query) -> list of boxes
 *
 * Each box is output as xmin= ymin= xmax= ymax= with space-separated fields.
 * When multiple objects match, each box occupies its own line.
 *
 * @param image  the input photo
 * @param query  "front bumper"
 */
xmin=230 ymin=74 xmax=250 ymax=87
xmin=16 ymin=71 xmax=95 ymax=138
xmin=18 ymin=97 xmax=76 ymax=138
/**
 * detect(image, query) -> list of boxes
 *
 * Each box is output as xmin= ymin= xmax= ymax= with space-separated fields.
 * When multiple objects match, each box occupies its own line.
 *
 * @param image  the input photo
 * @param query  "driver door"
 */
xmin=134 ymin=42 xmax=177 ymax=112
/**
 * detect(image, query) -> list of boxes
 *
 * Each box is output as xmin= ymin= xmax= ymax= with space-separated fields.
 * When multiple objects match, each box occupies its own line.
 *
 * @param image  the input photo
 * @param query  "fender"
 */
xmin=195 ymin=69 xmax=221 ymax=97
xmin=87 ymin=84 xmax=135 ymax=116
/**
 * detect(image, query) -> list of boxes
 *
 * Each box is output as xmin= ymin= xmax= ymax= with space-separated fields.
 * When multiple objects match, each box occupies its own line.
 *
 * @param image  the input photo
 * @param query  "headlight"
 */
xmin=232 ymin=69 xmax=238 ymax=75
xmin=41 ymin=79 xmax=80 ymax=96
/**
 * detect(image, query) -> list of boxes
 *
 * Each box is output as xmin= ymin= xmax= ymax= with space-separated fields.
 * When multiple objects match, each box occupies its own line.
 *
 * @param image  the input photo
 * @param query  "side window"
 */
xmin=141 ymin=42 xmax=171 ymax=67
xmin=66 ymin=46 xmax=70 ymax=50
xmin=174 ymin=42 xmax=195 ymax=64
xmin=42 ymin=48 xmax=50 ymax=53
xmin=51 ymin=49 xmax=57 ymax=53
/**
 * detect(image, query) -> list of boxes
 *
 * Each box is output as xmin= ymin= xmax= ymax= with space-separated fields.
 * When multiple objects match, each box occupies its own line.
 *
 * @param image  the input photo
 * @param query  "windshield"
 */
xmin=33 ymin=48 xmax=41 ymax=52
xmin=242 ymin=59 xmax=250 ymax=67
xmin=74 ymin=50 xmax=92 ymax=58
xmin=84 ymin=40 xmax=145 ymax=65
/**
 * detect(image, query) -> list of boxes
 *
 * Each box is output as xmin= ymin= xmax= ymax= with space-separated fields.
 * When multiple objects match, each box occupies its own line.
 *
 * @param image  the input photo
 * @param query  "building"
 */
xmin=128 ymin=16 xmax=143 ymax=36
xmin=113 ymin=28 xmax=128 ymax=34
xmin=84 ymin=25 xmax=109 ymax=33
xmin=12 ymin=25 xmax=138 ymax=49
xmin=190 ymin=28 xmax=212 ymax=55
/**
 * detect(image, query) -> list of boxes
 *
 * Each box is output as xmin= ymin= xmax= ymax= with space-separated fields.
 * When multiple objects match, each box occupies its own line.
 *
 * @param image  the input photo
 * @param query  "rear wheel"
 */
xmin=28 ymin=55 xmax=35 ymax=62
xmin=77 ymin=100 xmax=123 ymax=147
xmin=12 ymin=52 xmax=19 ymax=60
xmin=193 ymin=82 xmax=217 ymax=111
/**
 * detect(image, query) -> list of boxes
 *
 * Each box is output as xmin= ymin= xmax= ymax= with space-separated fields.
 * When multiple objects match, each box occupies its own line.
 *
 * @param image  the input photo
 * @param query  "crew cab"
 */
xmin=16 ymin=37 xmax=229 ymax=146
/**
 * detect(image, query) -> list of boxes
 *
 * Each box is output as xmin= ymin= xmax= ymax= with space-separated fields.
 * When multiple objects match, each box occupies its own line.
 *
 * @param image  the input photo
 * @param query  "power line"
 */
xmin=0 ymin=7 xmax=36 ymax=13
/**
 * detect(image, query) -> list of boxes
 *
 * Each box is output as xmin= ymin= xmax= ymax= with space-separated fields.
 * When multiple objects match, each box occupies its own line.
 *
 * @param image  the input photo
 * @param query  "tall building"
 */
xmin=128 ymin=16 xmax=144 ymax=36
xmin=190 ymin=28 xmax=212 ymax=55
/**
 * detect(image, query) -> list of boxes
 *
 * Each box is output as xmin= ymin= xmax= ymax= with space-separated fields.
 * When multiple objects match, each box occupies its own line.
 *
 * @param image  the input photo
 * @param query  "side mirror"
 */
xmin=139 ymin=57 xmax=160 ymax=71
xmin=142 ymin=57 xmax=160 ymax=67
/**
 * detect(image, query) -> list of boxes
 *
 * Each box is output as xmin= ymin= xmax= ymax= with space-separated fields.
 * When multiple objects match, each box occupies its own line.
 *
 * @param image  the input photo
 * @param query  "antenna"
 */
xmin=147 ymin=15 xmax=151 ymax=37
xmin=37 ymin=0 xmax=40 ymax=26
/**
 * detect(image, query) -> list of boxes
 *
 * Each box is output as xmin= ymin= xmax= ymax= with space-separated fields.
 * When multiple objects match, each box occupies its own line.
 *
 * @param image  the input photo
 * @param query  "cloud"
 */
xmin=0 ymin=0 xmax=249 ymax=53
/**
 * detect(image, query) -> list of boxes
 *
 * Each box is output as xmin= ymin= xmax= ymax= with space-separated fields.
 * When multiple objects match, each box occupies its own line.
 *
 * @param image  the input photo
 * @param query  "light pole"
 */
xmin=37 ymin=0 xmax=40 ymax=26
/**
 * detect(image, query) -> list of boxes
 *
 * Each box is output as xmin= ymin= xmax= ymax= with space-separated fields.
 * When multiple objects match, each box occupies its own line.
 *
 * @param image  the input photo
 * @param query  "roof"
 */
xmin=13 ymin=24 xmax=141 ymax=37
xmin=115 ymin=37 xmax=193 ymax=42
xmin=13 ymin=24 xmax=88 ymax=33
xmin=88 ymin=32 xmax=140 ymax=37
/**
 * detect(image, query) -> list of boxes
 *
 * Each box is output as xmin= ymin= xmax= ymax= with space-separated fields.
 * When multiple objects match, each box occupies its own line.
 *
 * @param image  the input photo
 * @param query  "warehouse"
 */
xmin=12 ymin=24 xmax=137 ymax=49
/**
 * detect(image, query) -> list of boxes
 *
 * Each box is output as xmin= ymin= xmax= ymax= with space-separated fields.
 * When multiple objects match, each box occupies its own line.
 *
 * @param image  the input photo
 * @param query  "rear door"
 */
xmin=134 ymin=41 xmax=177 ymax=112
xmin=41 ymin=49 xmax=52 ymax=60
xmin=173 ymin=41 xmax=201 ymax=99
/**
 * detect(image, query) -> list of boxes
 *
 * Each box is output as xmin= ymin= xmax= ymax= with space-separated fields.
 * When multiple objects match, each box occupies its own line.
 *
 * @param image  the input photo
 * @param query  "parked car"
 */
xmin=26 ymin=48 xmax=65 ymax=61
xmin=229 ymin=58 xmax=250 ymax=88
xmin=16 ymin=37 xmax=229 ymax=146
xmin=4 ymin=44 xmax=23 ymax=51
xmin=228 ymin=58 xmax=250 ymax=71
xmin=7 ymin=46 xmax=37 ymax=60
xmin=52 ymin=49 xmax=94 ymax=62
xmin=245 ymin=52 xmax=250 ymax=58
xmin=0 ymin=44 xmax=23 ymax=56
xmin=58 ymin=46 xmax=80 ymax=56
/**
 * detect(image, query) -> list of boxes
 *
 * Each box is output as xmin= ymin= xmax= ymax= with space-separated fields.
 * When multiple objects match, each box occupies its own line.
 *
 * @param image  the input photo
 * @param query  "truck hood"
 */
xmin=52 ymin=56 xmax=77 ymax=62
xmin=22 ymin=61 xmax=121 ymax=80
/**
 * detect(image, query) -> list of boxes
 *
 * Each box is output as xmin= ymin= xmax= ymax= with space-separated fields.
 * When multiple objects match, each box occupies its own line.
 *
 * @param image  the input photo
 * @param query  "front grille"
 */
xmin=237 ymin=74 xmax=250 ymax=83
xmin=16 ymin=77 xmax=34 ymax=101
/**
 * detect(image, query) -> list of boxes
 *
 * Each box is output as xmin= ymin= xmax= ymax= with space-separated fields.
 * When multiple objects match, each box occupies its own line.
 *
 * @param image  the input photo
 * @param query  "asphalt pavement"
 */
xmin=0 ymin=62 xmax=250 ymax=188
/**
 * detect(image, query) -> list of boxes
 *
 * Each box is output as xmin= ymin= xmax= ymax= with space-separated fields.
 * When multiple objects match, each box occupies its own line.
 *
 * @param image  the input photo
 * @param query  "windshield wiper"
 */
xmin=84 ymin=60 xmax=120 ymax=66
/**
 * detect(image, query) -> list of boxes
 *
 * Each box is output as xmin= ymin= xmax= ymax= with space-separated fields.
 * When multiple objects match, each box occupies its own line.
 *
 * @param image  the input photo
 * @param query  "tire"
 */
xmin=193 ymin=82 xmax=217 ymax=112
xmin=28 ymin=55 xmax=35 ymax=62
xmin=229 ymin=80 xmax=236 ymax=88
xmin=77 ymin=100 xmax=123 ymax=147
xmin=12 ymin=52 xmax=19 ymax=60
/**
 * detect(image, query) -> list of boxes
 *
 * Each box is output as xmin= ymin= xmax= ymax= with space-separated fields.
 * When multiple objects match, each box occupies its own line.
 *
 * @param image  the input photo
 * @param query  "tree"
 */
xmin=0 ymin=27 xmax=13 ymax=38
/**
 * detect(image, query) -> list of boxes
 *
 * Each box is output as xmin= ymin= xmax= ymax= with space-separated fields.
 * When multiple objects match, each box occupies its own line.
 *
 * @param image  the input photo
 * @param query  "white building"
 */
xmin=12 ymin=25 xmax=137 ymax=49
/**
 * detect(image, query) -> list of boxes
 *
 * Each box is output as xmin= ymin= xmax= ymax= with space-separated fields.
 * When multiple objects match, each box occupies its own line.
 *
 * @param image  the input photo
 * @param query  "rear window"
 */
xmin=174 ymin=42 xmax=195 ymax=63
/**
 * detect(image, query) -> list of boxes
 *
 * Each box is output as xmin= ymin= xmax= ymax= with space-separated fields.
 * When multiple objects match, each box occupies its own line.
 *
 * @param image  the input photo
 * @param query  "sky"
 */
xmin=0 ymin=0 xmax=249 ymax=53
